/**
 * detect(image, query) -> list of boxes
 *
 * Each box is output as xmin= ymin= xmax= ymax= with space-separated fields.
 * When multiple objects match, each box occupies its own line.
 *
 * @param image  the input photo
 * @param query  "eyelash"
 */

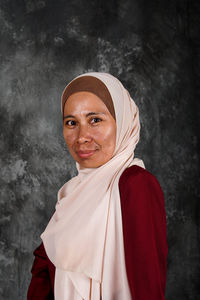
xmin=64 ymin=117 xmax=102 ymax=127
xmin=65 ymin=120 xmax=76 ymax=126
xmin=90 ymin=117 xmax=102 ymax=124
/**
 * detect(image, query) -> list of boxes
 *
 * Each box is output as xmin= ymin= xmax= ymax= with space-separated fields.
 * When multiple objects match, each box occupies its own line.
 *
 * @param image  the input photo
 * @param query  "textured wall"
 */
xmin=0 ymin=0 xmax=199 ymax=299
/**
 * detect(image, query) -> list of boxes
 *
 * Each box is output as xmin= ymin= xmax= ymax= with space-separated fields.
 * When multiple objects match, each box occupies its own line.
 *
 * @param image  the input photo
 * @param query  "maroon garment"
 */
xmin=119 ymin=166 xmax=168 ymax=299
xmin=27 ymin=243 xmax=55 ymax=300
xmin=27 ymin=165 xmax=168 ymax=300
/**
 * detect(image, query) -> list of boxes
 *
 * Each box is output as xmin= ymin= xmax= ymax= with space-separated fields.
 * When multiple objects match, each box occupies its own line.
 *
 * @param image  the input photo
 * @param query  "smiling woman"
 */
xmin=27 ymin=72 xmax=168 ymax=300
xmin=63 ymin=91 xmax=116 ymax=168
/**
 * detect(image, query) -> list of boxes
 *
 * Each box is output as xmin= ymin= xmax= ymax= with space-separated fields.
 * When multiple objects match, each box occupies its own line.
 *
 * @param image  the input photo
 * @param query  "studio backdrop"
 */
xmin=0 ymin=0 xmax=199 ymax=299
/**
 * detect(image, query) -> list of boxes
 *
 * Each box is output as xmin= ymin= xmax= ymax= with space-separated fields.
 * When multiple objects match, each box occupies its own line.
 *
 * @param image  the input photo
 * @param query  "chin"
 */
xmin=73 ymin=153 xmax=112 ymax=169
xmin=78 ymin=158 xmax=111 ymax=169
xmin=79 ymin=162 xmax=101 ymax=168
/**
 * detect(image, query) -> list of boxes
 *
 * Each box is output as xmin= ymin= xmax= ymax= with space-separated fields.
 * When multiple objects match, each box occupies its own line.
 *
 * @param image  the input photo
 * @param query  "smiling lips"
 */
xmin=76 ymin=149 xmax=97 ymax=158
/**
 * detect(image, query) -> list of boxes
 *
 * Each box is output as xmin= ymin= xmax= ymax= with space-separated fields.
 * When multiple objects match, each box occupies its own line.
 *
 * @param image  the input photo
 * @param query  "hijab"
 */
xmin=41 ymin=72 xmax=145 ymax=299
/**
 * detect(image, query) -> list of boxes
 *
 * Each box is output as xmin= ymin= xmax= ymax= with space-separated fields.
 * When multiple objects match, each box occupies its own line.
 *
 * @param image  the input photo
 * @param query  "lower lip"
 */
xmin=77 ymin=151 xmax=96 ymax=158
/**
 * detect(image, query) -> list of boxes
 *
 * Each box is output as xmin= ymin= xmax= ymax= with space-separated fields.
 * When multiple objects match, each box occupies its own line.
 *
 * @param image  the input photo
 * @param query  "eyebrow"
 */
xmin=63 ymin=112 xmax=106 ymax=119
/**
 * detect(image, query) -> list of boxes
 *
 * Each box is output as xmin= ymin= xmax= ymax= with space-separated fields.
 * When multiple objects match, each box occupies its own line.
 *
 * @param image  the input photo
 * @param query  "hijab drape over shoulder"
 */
xmin=41 ymin=72 xmax=145 ymax=300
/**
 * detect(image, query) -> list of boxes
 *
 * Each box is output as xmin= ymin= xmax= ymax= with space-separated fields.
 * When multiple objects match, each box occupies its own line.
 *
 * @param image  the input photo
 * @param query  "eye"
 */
xmin=65 ymin=120 xmax=76 ymax=127
xmin=90 ymin=117 xmax=102 ymax=124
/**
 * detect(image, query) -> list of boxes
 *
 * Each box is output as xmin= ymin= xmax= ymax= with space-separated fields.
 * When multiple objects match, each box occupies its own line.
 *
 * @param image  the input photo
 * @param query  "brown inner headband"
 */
xmin=62 ymin=76 xmax=116 ymax=120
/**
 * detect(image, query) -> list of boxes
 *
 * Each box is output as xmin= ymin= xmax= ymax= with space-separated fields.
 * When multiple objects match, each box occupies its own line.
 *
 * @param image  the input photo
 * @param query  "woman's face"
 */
xmin=63 ymin=91 xmax=116 ymax=168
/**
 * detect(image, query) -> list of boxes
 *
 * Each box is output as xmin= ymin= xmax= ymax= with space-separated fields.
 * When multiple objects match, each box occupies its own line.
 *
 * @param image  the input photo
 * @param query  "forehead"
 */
xmin=63 ymin=91 xmax=110 ymax=113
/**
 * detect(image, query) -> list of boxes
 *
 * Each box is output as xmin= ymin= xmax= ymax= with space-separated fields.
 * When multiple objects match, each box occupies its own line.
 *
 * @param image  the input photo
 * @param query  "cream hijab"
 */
xmin=41 ymin=72 xmax=145 ymax=299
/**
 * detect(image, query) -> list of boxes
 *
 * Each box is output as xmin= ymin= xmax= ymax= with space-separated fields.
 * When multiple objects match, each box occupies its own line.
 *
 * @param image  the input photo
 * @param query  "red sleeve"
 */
xmin=119 ymin=166 xmax=168 ymax=300
xmin=27 ymin=243 xmax=55 ymax=300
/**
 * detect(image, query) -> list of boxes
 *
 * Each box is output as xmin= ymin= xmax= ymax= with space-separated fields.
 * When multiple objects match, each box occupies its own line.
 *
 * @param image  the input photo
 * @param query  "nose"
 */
xmin=77 ymin=124 xmax=92 ymax=144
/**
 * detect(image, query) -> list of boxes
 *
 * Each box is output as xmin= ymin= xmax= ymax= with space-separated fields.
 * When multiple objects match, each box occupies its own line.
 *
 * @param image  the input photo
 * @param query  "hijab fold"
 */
xmin=41 ymin=72 xmax=145 ymax=299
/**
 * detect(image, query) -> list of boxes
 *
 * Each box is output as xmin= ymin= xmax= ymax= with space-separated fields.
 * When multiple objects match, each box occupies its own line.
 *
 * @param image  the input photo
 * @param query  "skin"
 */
xmin=63 ymin=91 xmax=116 ymax=168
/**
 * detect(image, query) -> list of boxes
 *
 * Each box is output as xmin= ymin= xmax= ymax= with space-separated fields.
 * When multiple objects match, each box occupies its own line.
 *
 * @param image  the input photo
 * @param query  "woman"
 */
xmin=27 ymin=72 xmax=168 ymax=299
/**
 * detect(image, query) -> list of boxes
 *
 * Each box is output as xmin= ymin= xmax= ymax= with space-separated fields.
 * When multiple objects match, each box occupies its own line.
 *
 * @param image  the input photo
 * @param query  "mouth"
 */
xmin=76 ymin=149 xmax=97 ymax=158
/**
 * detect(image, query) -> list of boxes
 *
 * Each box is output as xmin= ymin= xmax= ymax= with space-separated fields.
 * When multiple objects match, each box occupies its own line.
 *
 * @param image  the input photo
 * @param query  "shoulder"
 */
xmin=33 ymin=242 xmax=47 ymax=258
xmin=119 ymin=165 xmax=162 ymax=192
xmin=119 ymin=165 xmax=165 ymax=208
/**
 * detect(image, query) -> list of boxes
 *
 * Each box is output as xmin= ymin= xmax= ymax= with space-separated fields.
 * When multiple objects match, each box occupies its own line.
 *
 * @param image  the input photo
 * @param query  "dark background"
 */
xmin=0 ymin=0 xmax=199 ymax=299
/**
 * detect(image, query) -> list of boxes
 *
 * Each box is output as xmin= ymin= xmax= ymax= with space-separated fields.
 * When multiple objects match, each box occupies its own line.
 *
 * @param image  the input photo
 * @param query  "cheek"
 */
xmin=63 ymin=130 xmax=76 ymax=147
xmin=97 ymin=124 xmax=116 ymax=149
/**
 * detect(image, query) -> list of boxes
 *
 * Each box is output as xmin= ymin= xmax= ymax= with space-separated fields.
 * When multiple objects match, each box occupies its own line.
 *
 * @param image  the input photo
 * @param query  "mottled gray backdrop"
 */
xmin=0 ymin=0 xmax=199 ymax=299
